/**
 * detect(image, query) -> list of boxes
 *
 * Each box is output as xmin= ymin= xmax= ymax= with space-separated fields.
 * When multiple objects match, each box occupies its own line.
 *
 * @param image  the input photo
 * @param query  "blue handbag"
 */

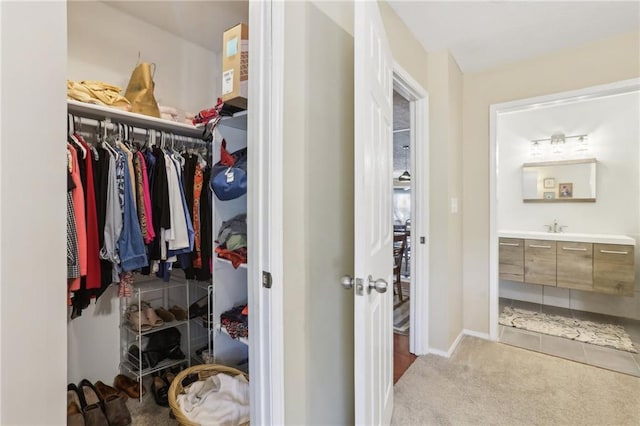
xmin=211 ymin=139 xmax=247 ymax=201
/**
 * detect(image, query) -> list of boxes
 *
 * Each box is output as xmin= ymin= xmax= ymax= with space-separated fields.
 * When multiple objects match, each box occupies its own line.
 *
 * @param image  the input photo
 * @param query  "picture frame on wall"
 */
xmin=559 ymin=183 xmax=573 ymax=198
xmin=543 ymin=178 xmax=555 ymax=188
xmin=543 ymin=192 xmax=555 ymax=200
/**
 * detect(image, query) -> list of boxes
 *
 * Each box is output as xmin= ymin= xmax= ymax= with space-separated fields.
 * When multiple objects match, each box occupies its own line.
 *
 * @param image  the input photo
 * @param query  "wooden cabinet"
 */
xmin=524 ymin=239 xmax=557 ymax=286
xmin=499 ymin=238 xmax=524 ymax=282
xmin=499 ymin=236 xmax=635 ymax=296
xmin=593 ymin=244 xmax=635 ymax=296
xmin=557 ymin=242 xmax=593 ymax=291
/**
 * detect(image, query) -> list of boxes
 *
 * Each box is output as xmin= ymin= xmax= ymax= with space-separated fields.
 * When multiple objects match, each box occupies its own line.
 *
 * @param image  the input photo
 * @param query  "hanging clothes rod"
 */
xmin=67 ymin=99 xmax=204 ymax=139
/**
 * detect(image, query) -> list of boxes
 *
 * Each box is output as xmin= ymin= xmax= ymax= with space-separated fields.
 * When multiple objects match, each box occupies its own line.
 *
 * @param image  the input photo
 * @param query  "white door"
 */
xmin=353 ymin=1 xmax=394 ymax=424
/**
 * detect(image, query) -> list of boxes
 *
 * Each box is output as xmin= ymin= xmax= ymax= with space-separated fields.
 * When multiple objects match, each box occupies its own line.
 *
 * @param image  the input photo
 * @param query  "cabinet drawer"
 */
xmin=593 ymin=244 xmax=635 ymax=296
xmin=525 ymin=239 xmax=557 ymax=286
xmin=499 ymin=238 xmax=524 ymax=282
xmin=557 ymin=241 xmax=593 ymax=291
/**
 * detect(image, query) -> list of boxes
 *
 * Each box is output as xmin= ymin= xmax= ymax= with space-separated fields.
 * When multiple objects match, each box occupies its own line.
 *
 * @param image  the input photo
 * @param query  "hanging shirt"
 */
xmin=67 ymin=144 xmax=87 ymax=290
xmin=100 ymin=149 xmax=123 ymax=283
xmin=163 ymin=150 xmax=190 ymax=252
xmin=117 ymin=147 xmax=148 ymax=272
xmin=76 ymin=134 xmax=102 ymax=289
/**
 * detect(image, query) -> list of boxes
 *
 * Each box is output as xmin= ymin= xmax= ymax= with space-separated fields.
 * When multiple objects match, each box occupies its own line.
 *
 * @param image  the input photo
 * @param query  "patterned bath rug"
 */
xmin=499 ymin=306 xmax=637 ymax=353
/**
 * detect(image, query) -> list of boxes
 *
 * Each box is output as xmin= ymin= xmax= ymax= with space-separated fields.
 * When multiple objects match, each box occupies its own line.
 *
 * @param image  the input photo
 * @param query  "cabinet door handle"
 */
xmin=499 ymin=242 xmax=519 ymax=247
xmin=600 ymin=249 xmax=628 ymax=255
xmin=562 ymin=247 xmax=587 ymax=252
xmin=529 ymin=244 xmax=551 ymax=249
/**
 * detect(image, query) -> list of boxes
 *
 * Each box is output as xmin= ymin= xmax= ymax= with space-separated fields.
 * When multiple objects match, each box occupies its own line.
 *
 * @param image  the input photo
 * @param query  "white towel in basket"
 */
xmin=177 ymin=373 xmax=250 ymax=426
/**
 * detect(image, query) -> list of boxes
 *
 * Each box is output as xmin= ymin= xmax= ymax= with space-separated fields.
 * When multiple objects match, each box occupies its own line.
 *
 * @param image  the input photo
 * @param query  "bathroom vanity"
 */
xmin=498 ymin=231 xmax=636 ymax=296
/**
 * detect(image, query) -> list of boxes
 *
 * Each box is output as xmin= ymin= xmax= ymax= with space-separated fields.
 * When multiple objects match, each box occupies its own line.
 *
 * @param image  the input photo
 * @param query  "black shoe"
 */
xmin=151 ymin=375 xmax=170 ymax=407
xmin=189 ymin=294 xmax=211 ymax=319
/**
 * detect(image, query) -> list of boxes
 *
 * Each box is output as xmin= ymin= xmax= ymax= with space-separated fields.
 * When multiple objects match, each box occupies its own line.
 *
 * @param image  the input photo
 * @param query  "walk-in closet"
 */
xmin=65 ymin=2 xmax=257 ymax=423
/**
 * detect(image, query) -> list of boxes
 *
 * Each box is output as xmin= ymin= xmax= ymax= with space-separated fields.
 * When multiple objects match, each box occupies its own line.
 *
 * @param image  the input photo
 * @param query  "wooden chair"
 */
xmin=393 ymin=233 xmax=406 ymax=301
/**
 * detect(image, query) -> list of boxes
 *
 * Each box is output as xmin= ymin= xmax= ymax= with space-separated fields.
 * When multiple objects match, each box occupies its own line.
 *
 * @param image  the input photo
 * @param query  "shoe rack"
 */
xmin=119 ymin=274 xmax=191 ymax=401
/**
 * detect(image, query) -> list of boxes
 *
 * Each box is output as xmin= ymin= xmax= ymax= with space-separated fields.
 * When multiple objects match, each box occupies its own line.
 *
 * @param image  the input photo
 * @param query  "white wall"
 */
xmin=0 ymin=2 xmax=67 ymax=424
xmin=498 ymin=91 xmax=640 ymax=319
xmin=68 ymin=1 xmax=219 ymax=115
xmin=462 ymin=31 xmax=640 ymax=335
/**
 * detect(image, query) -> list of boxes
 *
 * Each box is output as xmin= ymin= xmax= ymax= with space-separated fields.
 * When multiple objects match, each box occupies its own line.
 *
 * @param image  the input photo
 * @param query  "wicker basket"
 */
xmin=168 ymin=364 xmax=250 ymax=426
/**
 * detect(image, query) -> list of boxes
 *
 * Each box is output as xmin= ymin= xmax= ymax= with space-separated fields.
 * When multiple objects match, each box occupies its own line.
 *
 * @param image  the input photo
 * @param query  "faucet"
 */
xmin=545 ymin=219 xmax=567 ymax=233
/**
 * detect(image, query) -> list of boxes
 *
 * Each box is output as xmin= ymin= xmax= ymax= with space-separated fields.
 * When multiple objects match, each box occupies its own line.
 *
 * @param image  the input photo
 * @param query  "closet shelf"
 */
xmin=121 ymin=358 xmax=187 ymax=380
xmin=130 ymin=278 xmax=188 ymax=294
xmin=215 ymin=257 xmax=248 ymax=270
xmin=220 ymin=325 xmax=249 ymax=346
xmin=219 ymin=110 xmax=247 ymax=130
xmin=67 ymin=100 xmax=204 ymax=138
xmin=123 ymin=319 xmax=189 ymax=338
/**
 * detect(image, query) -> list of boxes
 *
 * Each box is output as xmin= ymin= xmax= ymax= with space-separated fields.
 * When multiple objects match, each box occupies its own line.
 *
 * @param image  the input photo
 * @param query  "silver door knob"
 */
xmin=368 ymin=276 xmax=388 ymax=294
xmin=340 ymin=275 xmax=354 ymax=290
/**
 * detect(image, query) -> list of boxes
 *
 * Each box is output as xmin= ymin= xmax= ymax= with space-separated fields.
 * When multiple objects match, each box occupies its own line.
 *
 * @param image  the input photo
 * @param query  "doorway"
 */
xmin=490 ymin=78 xmax=640 ymax=376
xmin=392 ymin=89 xmax=415 ymax=382
xmin=391 ymin=66 xmax=430 ymax=384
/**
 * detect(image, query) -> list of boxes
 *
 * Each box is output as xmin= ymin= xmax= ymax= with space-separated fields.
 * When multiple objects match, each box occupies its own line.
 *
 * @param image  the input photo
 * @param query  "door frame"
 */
xmin=488 ymin=77 xmax=640 ymax=341
xmin=392 ymin=63 xmax=430 ymax=355
xmin=248 ymin=0 xmax=285 ymax=423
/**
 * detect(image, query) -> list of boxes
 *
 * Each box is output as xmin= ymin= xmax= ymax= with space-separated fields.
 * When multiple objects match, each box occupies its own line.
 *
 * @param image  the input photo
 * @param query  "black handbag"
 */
xmin=211 ymin=139 xmax=247 ymax=201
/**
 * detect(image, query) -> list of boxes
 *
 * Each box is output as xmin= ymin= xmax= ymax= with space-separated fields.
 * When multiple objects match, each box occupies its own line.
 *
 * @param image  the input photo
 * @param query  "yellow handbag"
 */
xmin=124 ymin=61 xmax=161 ymax=118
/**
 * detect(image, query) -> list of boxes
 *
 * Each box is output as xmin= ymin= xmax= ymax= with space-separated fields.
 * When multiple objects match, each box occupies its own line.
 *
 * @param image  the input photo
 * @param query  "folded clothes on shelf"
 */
xmin=220 ymin=305 xmax=248 ymax=340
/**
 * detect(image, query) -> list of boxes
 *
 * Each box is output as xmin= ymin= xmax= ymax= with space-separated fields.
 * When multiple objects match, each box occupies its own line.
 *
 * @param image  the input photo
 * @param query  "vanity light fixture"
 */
xmin=531 ymin=132 xmax=589 ymax=157
xmin=575 ymin=135 xmax=590 ymax=152
xmin=398 ymin=145 xmax=411 ymax=181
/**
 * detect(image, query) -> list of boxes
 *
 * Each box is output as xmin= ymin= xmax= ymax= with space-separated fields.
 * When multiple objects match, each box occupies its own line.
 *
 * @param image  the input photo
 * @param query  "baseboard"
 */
xmin=429 ymin=330 xmax=464 ymax=358
xmin=463 ymin=329 xmax=491 ymax=340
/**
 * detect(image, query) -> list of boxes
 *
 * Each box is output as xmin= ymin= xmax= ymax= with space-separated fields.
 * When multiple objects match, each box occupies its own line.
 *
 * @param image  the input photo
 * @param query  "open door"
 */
xmin=352 ymin=1 xmax=394 ymax=424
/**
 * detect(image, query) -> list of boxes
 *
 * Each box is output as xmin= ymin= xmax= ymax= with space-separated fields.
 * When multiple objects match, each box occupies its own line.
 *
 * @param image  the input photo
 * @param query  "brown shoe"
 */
xmin=155 ymin=306 xmax=176 ymax=322
xmin=67 ymin=384 xmax=85 ymax=426
xmin=96 ymin=380 xmax=128 ymax=402
xmin=169 ymin=305 xmax=187 ymax=321
xmin=113 ymin=374 xmax=146 ymax=399
xmin=78 ymin=380 xmax=108 ymax=426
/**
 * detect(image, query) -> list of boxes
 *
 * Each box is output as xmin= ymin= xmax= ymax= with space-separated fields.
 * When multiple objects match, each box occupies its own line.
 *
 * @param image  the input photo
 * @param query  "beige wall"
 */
xmin=462 ymin=31 xmax=640 ymax=334
xmin=283 ymin=3 xmax=310 ymax=424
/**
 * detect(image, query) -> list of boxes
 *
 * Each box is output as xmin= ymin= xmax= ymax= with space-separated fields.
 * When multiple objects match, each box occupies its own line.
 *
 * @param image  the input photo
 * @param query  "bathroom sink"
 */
xmin=498 ymin=230 xmax=636 ymax=245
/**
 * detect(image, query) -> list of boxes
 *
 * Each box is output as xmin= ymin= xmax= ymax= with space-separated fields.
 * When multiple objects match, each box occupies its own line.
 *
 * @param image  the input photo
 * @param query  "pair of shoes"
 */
xmin=155 ymin=307 xmax=175 ymax=322
xmin=69 ymin=379 xmax=132 ymax=426
xmin=93 ymin=381 xmax=132 ymax=426
xmin=113 ymin=374 xmax=146 ymax=399
xmin=126 ymin=302 xmax=164 ymax=332
xmin=169 ymin=305 xmax=187 ymax=321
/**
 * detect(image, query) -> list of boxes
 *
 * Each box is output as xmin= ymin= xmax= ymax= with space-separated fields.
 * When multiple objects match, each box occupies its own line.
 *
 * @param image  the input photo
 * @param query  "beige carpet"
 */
xmin=392 ymin=335 xmax=640 ymax=425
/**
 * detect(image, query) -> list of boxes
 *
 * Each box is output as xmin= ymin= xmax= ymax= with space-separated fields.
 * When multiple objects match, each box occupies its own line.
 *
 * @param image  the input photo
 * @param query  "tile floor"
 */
xmin=499 ymin=297 xmax=640 ymax=377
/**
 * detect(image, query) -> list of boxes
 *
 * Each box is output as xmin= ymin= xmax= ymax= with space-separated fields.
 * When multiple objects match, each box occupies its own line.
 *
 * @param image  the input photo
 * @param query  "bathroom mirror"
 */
xmin=522 ymin=158 xmax=596 ymax=202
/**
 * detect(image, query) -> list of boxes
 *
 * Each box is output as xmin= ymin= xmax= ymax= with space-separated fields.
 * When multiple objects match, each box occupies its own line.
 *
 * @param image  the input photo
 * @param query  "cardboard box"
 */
xmin=221 ymin=23 xmax=248 ymax=110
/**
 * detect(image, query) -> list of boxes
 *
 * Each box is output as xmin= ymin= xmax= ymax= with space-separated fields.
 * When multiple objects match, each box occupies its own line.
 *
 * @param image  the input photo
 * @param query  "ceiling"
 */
xmin=104 ymin=1 xmax=249 ymax=53
xmin=388 ymin=1 xmax=640 ymax=72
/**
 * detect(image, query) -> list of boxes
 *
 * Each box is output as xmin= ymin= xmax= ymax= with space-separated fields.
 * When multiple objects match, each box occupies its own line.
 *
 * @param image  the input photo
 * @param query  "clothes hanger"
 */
xmin=67 ymin=114 xmax=87 ymax=159
xmin=100 ymin=120 xmax=119 ymax=158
